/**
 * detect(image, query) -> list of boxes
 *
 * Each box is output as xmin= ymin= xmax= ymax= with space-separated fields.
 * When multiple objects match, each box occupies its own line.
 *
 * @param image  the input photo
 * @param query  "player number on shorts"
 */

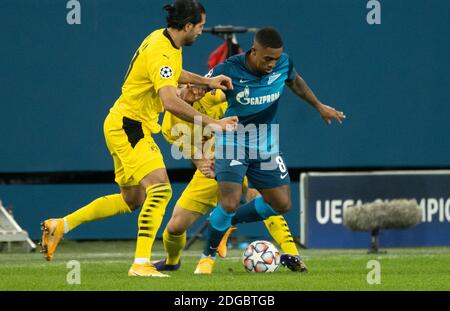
xmin=276 ymin=156 xmax=287 ymax=173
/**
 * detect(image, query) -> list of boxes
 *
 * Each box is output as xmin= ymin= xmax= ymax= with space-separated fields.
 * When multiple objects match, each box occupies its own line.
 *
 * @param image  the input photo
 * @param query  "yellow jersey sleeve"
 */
xmin=148 ymin=52 xmax=180 ymax=93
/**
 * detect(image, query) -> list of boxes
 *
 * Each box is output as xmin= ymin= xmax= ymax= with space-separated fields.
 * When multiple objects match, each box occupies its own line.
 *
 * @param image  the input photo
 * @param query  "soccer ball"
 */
xmin=242 ymin=240 xmax=281 ymax=273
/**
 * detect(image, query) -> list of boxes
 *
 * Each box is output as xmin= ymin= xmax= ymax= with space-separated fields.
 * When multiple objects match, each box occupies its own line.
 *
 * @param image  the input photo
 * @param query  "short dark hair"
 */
xmin=163 ymin=0 xmax=205 ymax=30
xmin=255 ymin=27 xmax=283 ymax=49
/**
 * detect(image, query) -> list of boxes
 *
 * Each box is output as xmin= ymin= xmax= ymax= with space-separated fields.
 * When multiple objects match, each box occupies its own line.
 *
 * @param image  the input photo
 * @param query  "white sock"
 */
xmin=134 ymin=258 xmax=150 ymax=264
xmin=63 ymin=218 xmax=70 ymax=234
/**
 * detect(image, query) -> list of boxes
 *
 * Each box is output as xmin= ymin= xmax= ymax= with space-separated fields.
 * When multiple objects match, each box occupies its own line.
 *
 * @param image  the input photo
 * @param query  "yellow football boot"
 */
xmin=128 ymin=262 xmax=170 ymax=277
xmin=194 ymin=256 xmax=215 ymax=274
xmin=217 ymin=226 xmax=236 ymax=258
xmin=40 ymin=218 xmax=65 ymax=261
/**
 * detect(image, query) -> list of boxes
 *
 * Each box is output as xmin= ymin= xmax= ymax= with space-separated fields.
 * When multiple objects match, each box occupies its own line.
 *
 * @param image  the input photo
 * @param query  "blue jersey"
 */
xmin=210 ymin=51 xmax=297 ymax=157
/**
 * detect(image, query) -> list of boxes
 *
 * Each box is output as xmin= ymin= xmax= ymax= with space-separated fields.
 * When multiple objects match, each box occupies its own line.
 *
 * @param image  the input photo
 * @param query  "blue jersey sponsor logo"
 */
xmin=236 ymin=86 xmax=280 ymax=106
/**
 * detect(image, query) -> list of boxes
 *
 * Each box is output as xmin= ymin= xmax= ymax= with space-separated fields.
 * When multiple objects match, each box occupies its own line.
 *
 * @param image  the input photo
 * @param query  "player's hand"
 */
xmin=197 ymin=159 xmax=215 ymax=179
xmin=245 ymin=188 xmax=260 ymax=202
xmin=209 ymin=116 xmax=239 ymax=132
xmin=208 ymin=75 xmax=234 ymax=91
xmin=317 ymin=103 xmax=346 ymax=125
xmin=178 ymin=84 xmax=207 ymax=104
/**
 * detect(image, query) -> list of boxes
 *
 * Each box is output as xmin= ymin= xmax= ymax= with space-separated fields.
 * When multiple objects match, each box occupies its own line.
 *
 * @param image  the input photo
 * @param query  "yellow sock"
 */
xmin=65 ymin=194 xmax=131 ymax=231
xmin=264 ymin=215 xmax=300 ymax=256
xmin=134 ymin=183 xmax=172 ymax=261
xmin=163 ymin=228 xmax=186 ymax=265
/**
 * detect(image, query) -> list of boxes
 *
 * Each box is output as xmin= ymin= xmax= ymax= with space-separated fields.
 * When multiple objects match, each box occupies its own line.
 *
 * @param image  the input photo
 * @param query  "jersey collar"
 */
xmin=163 ymin=29 xmax=180 ymax=50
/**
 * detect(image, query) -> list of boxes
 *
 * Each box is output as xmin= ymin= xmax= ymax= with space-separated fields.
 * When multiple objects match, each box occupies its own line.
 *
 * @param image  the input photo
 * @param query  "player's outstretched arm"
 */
xmin=286 ymin=73 xmax=346 ymax=125
xmin=179 ymin=70 xmax=234 ymax=91
xmin=159 ymin=85 xmax=238 ymax=131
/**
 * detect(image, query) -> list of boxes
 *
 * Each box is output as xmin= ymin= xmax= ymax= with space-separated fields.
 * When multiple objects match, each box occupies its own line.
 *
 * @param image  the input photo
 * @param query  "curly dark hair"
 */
xmin=255 ymin=27 xmax=283 ymax=49
xmin=163 ymin=0 xmax=205 ymax=30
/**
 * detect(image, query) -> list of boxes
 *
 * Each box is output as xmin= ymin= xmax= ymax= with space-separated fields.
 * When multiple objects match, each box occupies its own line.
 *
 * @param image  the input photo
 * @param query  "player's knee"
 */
xmin=152 ymin=183 xmax=172 ymax=214
xmin=121 ymin=193 xmax=144 ymax=211
xmin=166 ymin=217 xmax=188 ymax=235
xmin=126 ymin=201 xmax=143 ymax=211
xmin=280 ymin=199 xmax=292 ymax=214
xmin=147 ymin=183 xmax=172 ymax=199
xmin=273 ymin=198 xmax=292 ymax=214
xmin=221 ymin=198 xmax=240 ymax=213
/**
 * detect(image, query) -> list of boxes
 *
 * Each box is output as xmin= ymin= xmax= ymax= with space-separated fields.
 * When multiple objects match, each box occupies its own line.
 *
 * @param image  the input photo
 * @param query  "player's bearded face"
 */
xmin=252 ymin=44 xmax=283 ymax=74
xmin=184 ymin=14 xmax=206 ymax=46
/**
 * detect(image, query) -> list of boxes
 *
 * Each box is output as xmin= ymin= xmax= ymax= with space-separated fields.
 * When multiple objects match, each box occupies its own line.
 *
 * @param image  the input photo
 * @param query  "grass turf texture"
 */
xmin=1 ymin=240 xmax=450 ymax=290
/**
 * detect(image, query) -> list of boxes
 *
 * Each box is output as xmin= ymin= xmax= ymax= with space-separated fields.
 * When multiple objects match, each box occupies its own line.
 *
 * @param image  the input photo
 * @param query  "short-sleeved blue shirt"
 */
xmin=210 ymin=51 xmax=296 ymax=157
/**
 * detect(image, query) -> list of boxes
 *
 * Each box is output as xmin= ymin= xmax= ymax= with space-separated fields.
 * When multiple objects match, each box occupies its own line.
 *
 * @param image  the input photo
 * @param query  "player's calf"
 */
xmin=259 ymin=185 xmax=292 ymax=214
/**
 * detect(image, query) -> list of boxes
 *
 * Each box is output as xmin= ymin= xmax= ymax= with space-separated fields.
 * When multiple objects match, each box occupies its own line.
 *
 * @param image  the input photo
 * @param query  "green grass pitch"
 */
xmin=1 ymin=240 xmax=450 ymax=291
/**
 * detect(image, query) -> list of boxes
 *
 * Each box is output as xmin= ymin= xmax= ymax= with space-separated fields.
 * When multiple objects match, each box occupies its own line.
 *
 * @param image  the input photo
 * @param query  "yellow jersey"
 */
xmin=161 ymin=90 xmax=227 ymax=158
xmin=110 ymin=29 xmax=182 ymax=134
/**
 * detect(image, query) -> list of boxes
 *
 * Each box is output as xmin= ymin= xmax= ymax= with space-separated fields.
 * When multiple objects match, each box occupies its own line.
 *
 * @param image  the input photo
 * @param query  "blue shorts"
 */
xmin=215 ymin=152 xmax=291 ymax=189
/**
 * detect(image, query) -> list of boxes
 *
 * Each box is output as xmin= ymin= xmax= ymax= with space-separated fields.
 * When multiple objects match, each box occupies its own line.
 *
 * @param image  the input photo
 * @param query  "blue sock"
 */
xmin=203 ymin=204 xmax=235 ymax=257
xmin=231 ymin=196 xmax=278 ymax=225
